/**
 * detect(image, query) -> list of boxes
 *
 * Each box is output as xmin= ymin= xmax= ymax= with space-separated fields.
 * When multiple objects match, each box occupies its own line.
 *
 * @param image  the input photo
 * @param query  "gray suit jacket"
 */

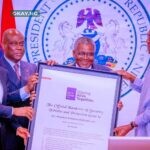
xmin=70 ymin=62 xmax=112 ymax=72
xmin=134 ymin=67 xmax=150 ymax=136
xmin=92 ymin=63 xmax=112 ymax=72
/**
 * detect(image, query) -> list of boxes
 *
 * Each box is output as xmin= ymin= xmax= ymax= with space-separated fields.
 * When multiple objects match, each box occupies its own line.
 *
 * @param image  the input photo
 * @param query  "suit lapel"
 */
xmin=0 ymin=57 xmax=20 ymax=88
xmin=20 ymin=61 xmax=30 ymax=86
xmin=0 ymin=74 xmax=7 ymax=104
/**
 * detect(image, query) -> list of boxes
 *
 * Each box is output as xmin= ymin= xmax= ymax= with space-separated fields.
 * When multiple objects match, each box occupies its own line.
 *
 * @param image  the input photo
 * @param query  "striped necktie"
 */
xmin=14 ymin=63 xmax=20 ymax=80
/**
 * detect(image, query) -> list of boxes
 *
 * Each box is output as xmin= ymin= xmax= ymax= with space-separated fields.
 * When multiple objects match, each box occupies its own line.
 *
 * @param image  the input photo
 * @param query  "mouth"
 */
xmin=81 ymin=61 xmax=91 ymax=65
xmin=80 ymin=62 xmax=91 ymax=67
xmin=15 ymin=53 xmax=23 ymax=57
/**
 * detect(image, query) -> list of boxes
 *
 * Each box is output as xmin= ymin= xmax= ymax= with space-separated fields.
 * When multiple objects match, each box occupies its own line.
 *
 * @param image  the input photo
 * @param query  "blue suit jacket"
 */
xmin=0 ymin=57 xmax=37 ymax=105
xmin=0 ymin=67 xmax=12 ymax=118
xmin=0 ymin=56 xmax=36 ymax=118
xmin=0 ymin=57 xmax=37 ymax=150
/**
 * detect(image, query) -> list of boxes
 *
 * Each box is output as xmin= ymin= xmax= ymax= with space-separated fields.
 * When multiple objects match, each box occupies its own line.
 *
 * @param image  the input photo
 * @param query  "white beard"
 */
xmin=0 ymin=81 xmax=3 ymax=104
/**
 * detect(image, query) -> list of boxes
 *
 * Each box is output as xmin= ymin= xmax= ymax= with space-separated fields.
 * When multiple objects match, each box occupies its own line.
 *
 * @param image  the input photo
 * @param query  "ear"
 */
xmin=1 ymin=43 xmax=7 ymax=50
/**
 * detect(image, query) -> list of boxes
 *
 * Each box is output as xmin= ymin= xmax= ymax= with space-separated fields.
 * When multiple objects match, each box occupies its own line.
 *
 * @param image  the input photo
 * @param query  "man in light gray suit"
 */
xmin=114 ymin=29 xmax=150 ymax=136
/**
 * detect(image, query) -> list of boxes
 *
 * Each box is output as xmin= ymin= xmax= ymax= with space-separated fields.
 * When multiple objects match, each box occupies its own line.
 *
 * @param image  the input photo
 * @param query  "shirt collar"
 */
xmin=76 ymin=63 xmax=92 ymax=69
xmin=4 ymin=55 xmax=20 ymax=69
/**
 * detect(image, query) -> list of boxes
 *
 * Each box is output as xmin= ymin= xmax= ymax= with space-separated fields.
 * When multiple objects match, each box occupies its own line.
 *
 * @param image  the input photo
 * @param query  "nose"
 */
xmin=16 ymin=45 xmax=23 ymax=51
xmin=16 ymin=43 xmax=24 ymax=50
xmin=83 ymin=54 xmax=88 ymax=59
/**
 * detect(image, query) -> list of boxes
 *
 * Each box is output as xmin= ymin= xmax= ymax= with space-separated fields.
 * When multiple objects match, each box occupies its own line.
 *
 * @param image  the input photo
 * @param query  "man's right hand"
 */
xmin=24 ymin=73 xmax=38 ymax=93
xmin=13 ymin=106 xmax=34 ymax=120
xmin=46 ymin=59 xmax=58 ymax=66
xmin=30 ymin=90 xmax=36 ymax=105
xmin=16 ymin=127 xmax=30 ymax=146
xmin=114 ymin=124 xmax=133 ymax=136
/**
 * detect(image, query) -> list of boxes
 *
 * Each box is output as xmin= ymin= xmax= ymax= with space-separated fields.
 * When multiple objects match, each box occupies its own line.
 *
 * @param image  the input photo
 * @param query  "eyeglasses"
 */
xmin=77 ymin=52 xmax=94 ymax=57
xmin=8 ymin=41 xmax=24 ymax=47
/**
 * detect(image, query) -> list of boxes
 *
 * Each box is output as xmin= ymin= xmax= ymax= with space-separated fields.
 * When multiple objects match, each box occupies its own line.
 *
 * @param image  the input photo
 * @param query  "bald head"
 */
xmin=2 ymin=28 xmax=25 ymax=63
xmin=2 ymin=28 xmax=24 ymax=44
xmin=74 ymin=36 xmax=95 ymax=52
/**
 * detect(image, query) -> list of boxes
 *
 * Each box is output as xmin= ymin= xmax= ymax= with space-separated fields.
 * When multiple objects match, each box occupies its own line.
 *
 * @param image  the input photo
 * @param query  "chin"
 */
xmin=15 ymin=58 xmax=22 ymax=61
xmin=81 ymin=66 xmax=90 ymax=69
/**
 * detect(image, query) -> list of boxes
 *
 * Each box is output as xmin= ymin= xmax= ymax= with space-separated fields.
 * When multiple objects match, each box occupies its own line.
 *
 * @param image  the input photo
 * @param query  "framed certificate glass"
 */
xmin=26 ymin=63 xmax=122 ymax=150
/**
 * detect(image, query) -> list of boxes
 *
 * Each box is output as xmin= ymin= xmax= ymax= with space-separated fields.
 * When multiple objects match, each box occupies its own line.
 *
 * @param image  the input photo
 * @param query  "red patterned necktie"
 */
xmin=14 ymin=63 xmax=20 ymax=80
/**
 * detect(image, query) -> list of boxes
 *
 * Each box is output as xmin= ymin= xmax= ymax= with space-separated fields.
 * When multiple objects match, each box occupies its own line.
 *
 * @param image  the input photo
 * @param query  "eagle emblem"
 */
xmin=76 ymin=8 xmax=103 ymax=29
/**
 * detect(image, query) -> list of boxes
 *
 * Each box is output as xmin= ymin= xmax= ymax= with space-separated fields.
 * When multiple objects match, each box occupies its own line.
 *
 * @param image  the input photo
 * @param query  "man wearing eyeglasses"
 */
xmin=70 ymin=36 xmax=123 ymax=111
xmin=72 ymin=36 xmax=111 ymax=71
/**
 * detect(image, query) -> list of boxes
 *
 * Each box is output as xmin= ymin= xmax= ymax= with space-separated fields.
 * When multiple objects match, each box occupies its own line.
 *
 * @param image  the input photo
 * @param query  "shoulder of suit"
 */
xmin=93 ymin=63 xmax=112 ymax=71
xmin=0 ymin=66 xmax=8 ymax=73
xmin=0 ymin=66 xmax=8 ymax=80
xmin=20 ymin=61 xmax=36 ymax=67
xmin=66 ymin=62 xmax=75 ymax=67
xmin=20 ymin=61 xmax=37 ymax=73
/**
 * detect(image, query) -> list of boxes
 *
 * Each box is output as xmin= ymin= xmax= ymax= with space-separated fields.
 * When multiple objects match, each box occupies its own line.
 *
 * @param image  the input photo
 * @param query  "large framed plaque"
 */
xmin=26 ymin=63 xmax=122 ymax=150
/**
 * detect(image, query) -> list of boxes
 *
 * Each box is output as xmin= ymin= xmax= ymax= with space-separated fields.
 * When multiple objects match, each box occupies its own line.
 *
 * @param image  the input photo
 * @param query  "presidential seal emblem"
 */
xmin=25 ymin=0 xmax=150 ymax=97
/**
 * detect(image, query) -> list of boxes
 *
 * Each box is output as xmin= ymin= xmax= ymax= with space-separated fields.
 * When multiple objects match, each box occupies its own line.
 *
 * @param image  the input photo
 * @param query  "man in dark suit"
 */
xmin=0 ymin=28 xmax=37 ymax=150
xmin=0 ymin=66 xmax=34 ymax=149
xmin=72 ymin=36 xmax=112 ymax=71
xmin=0 ymin=66 xmax=33 ymax=119
xmin=0 ymin=67 xmax=33 ymax=119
